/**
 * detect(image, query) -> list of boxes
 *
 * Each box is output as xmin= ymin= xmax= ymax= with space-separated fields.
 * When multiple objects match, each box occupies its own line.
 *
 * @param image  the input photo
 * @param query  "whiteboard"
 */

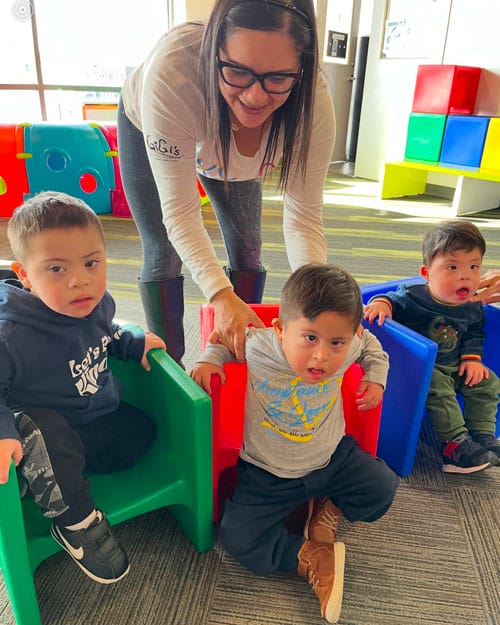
xmin=382 ymin=0 xmax=451 ymax=60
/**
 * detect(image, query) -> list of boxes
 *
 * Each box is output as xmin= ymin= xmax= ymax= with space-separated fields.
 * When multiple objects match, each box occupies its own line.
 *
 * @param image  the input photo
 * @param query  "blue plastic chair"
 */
xmin=362 ymin=277 xmax=500 ymax=475
xmin=481 ymin=303 xmax=500 ymax=437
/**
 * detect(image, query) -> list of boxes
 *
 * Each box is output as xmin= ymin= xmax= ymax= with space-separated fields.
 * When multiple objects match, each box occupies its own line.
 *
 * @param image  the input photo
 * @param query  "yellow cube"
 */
xmin=480 ymin=117 xmax=500 ymax=171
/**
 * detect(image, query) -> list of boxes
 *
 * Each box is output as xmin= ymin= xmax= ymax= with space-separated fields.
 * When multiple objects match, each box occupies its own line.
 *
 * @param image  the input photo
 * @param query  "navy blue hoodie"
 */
xmin=0 ymin=277 xmax=145 ymax=441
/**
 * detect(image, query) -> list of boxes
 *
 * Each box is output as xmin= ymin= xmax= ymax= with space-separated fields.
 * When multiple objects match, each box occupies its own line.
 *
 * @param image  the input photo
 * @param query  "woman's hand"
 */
xmin=470 ymin=269 xmax=500 ymax=304
xmin=210 ymin=288 xmax=265 ymax=361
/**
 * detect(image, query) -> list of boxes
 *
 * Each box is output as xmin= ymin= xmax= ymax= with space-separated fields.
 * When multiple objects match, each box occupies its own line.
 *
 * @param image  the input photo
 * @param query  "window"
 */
xmin=0 ymin=0 xmax=170 ymax=121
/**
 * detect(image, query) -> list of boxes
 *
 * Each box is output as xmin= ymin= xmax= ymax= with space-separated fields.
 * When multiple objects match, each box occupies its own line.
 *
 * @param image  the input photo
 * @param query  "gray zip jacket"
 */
xmin=196 ymin=327 xmax=388 ymax=478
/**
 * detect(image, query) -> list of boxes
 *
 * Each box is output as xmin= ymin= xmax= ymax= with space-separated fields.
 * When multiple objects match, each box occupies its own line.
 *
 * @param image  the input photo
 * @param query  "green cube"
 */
xmin=404 ymin=113 xmax=447 ymax=162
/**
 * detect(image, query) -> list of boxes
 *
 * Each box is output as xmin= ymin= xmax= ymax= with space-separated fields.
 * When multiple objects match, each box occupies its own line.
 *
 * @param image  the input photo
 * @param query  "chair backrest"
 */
xmin=481 ymin=304 xmax=500 ymax=436
xmin=361 ymin=278 xmax=438 ymax=476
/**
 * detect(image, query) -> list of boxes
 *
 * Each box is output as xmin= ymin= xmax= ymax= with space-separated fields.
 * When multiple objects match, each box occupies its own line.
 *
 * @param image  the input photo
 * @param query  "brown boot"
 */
xmin=298 ymin=539 xmax=345 ymax=623
xmin=304 ymin=498 xmax=342 ymax=543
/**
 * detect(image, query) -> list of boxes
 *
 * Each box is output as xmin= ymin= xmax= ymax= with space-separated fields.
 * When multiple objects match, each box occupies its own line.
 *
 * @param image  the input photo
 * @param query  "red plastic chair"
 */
xmin=200 ymin=304 xmax=382 ymax=521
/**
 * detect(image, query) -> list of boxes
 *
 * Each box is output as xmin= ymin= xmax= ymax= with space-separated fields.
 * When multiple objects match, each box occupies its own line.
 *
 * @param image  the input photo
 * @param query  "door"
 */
xmin=316 ymin=0 xmax=362 ymax=162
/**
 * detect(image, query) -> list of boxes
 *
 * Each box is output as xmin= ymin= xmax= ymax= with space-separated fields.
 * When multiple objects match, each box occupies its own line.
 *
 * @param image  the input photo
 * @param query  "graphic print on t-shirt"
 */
xmin=255 ymin=375 xmax=340 ymax=442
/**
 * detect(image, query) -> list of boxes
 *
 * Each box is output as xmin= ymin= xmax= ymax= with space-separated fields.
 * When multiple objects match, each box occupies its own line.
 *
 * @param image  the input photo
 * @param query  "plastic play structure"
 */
xmin=0 ymin=122 xmax=209 ymax=219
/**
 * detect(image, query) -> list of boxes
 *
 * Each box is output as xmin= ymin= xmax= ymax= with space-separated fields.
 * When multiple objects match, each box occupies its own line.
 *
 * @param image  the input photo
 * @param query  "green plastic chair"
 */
xmin=0 ymin=324 xmax=213 ymax=625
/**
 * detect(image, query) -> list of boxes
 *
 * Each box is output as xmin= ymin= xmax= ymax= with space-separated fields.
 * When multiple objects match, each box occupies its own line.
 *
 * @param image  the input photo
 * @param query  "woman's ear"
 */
xmin=11 ymin=261 xmax=31 ymax=289
xmin=420 ymin=264 xmax=429 ymax=281
xmin=271 ymin=317 xmax=284 ymax=340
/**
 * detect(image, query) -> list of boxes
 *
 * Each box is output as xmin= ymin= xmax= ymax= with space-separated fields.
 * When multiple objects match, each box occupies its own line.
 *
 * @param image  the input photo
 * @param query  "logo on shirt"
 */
xmin=146 ymin=134 xmax=181 ymax=159
xmin=68 ymin=335 xmax=111 ymax=396
xmin=256 ymin=376 xmax=339 ymax=442
xmin=428 ymin=316 xmax=458 ymax=353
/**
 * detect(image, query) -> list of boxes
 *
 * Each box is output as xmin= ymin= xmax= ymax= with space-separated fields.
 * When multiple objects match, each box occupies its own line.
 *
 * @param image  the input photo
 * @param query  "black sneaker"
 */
xmin=441 ymin=432 xmax=498 ymax=474
xmin=470 ymin=430 xmax=500 ymax=465
xmin=51 ymin=510 xmax=129 ymax=584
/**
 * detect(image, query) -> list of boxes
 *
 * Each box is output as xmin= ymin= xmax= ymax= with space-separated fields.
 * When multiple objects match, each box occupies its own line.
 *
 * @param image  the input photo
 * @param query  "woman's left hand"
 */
xmin=210 ymin=287 xmax=265 ymax=360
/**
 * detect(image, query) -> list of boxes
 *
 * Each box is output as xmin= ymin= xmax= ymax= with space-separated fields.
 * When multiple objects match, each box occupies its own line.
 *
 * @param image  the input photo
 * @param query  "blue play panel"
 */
xmin=22 ymin=122 xmax=114 ymax=214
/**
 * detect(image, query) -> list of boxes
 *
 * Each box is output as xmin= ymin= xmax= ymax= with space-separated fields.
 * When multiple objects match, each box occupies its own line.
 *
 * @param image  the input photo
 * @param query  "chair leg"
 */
xmin=0 ymin=464 xmax=43 ymax=625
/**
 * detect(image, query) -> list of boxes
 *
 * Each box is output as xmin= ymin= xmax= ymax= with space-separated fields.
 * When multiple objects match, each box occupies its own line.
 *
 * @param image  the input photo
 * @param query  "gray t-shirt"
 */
xmin=197 ymin=327 xmax=388 ymax=478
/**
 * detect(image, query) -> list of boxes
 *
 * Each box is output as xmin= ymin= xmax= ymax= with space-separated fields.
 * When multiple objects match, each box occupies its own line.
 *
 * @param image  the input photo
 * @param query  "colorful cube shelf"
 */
xmin=412 ymin=65 xmax=481 ymax=115
xmin=439 ymin=115 xmax=490 ymax=168
xmin=404 ymin=113 xmax=447 ymax=162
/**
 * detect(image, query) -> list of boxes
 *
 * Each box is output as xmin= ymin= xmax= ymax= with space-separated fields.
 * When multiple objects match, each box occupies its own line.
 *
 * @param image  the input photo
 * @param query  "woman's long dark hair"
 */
xmin=199 ymin=0 xmax=318 ymax=190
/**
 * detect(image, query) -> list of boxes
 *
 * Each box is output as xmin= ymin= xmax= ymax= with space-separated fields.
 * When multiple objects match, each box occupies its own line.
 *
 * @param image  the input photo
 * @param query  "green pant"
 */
xmin=426 ymin=361 xmax=500 ymax=442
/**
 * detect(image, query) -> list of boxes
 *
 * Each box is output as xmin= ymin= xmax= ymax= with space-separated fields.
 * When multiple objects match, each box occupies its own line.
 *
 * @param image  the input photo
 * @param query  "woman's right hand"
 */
xmin=470 ymin=269 xmax=500 ymax=304
xmin=210 ymin=288 xmax=265 ymax=361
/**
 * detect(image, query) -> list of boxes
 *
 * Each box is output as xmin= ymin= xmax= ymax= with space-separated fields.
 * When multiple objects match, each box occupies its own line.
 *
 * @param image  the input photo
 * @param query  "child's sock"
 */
xmin=64 ymin=509 xmax=100 ymax=531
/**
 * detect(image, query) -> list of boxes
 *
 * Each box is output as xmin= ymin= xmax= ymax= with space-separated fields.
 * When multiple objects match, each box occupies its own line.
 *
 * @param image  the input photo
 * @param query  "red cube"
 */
xmin=412 ymin=65 xmax=481 ymax=115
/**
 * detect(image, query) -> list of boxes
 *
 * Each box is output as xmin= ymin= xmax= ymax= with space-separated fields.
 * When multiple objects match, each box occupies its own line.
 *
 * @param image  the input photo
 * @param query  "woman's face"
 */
xmin=218 ymin=27 xmax=301 ymax=129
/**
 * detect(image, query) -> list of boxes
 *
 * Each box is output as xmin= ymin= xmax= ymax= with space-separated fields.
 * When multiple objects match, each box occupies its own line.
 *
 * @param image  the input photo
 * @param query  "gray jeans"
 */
xmin=117 ymin=99 xmax=264 ymax=282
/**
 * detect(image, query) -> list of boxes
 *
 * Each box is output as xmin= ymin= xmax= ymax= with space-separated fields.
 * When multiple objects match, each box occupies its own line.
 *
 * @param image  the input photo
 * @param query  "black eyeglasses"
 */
xmin=217 ymin=58 xmax=302 ymax=94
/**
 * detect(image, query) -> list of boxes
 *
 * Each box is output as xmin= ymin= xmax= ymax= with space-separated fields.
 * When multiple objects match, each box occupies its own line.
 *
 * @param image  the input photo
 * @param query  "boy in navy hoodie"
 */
xmin=364 ymin=220 xmax=500 ymax=474
xmin=0 ymin=191 xmax=165 ymax=583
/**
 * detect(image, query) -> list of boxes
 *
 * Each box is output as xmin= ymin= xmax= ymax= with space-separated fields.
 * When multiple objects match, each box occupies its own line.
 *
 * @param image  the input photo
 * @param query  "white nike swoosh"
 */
xmin=58 ymin=530 xmax=84 ymax=560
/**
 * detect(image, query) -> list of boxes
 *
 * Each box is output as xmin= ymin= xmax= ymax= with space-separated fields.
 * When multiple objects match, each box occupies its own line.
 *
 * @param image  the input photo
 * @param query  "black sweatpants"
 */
xmin=16 ymin=403 xmax=156 ymax=526
xmin=219 ymin=435 xmax=399 ymax=575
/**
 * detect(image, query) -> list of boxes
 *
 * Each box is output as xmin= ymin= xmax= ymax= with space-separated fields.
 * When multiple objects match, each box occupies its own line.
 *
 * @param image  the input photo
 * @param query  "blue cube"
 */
xmin=439 ymin=115 xmax=490 ymax=168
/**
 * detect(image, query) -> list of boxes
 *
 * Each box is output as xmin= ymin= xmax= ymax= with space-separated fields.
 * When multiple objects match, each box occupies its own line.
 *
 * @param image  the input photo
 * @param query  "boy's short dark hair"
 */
xmin=279 ymin=263 xmax=363 ymax=331
xmin=422 ymin=220 xmax=486 ymax=266
xmin=7 ymin=191 xmax=104 ymax=261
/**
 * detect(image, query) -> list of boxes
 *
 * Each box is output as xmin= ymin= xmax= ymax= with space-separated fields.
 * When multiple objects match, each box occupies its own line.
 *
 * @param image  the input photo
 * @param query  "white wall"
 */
xmin=185 ymin=0 xmax=213 ymax=20
xmin=355 ymin=0 xmax=500 ymax=181
xmin=172 ymin=0 xmax=213 ymax=24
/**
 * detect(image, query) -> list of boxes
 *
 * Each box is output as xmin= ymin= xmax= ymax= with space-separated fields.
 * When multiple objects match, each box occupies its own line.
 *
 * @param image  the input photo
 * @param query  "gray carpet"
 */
xmin=1 ymin=169 xmax=500 ymax=624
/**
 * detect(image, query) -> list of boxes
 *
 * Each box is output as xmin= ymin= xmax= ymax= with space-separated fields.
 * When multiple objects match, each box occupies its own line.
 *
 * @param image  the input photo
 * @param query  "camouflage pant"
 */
xmin=15 ymin=411 xmax=69 ymax=518
xmin=14 ymin=402 xmax=156 ymax=525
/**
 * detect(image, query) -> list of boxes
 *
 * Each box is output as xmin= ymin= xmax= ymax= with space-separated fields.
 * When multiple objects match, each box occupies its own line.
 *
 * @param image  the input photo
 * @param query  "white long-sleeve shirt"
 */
xmin=121 ymin=21 xmax=336 ymax=301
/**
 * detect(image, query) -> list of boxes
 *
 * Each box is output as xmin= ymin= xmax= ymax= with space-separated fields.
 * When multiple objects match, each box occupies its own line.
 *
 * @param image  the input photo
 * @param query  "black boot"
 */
xmin=224 ymin=267 xmax=267 ymax=303
xmin=137 ymin=277 xmax=185 ymax=365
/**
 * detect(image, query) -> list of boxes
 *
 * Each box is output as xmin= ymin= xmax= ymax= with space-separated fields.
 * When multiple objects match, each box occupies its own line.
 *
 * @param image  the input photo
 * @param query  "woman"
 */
xmin=118 ymin=0 xmax=335 ymax=363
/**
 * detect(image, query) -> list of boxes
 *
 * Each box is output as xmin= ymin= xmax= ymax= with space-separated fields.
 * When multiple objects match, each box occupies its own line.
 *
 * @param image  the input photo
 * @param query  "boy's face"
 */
xmin=272 ymin=310 xmax=356 ymax=384
xmin=12 ymin=225 xmax=107 ymax=318
xmin=420 ymin=247 xmax=483 ymax=305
